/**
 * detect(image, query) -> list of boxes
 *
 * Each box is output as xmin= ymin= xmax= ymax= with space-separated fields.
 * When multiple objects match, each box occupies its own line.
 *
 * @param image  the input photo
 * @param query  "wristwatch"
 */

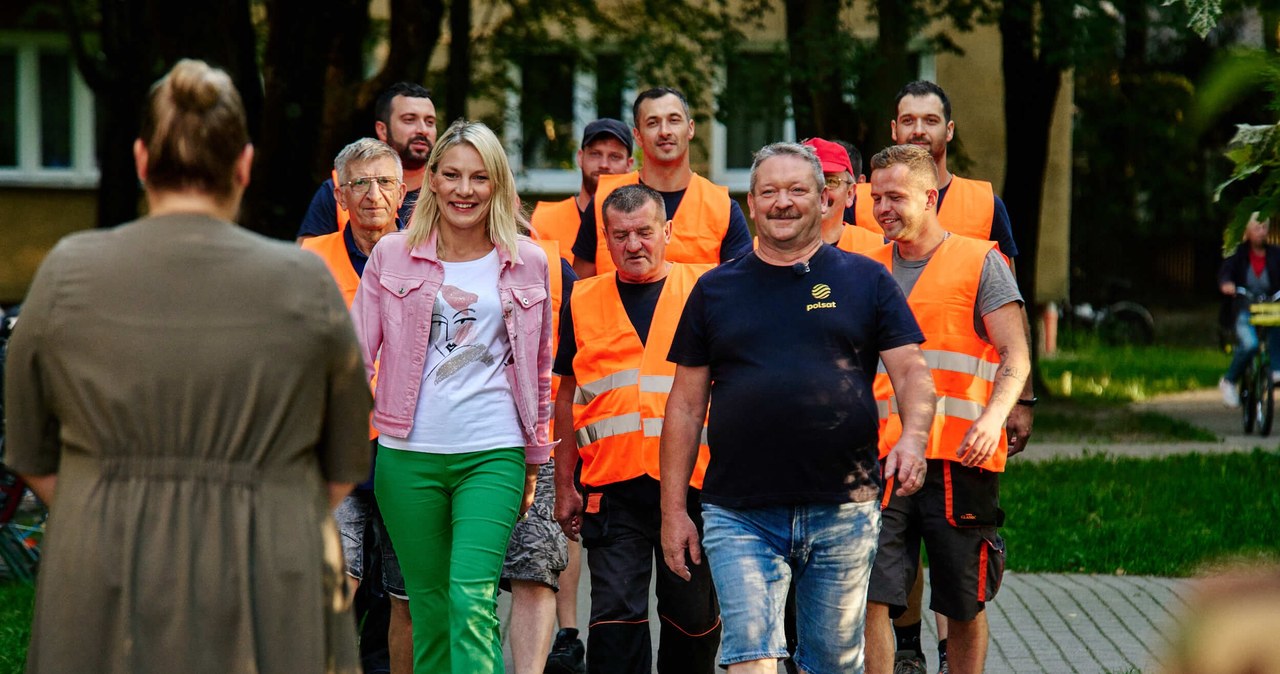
xmin=1016 ymin=397 xmax=1039 ymax=407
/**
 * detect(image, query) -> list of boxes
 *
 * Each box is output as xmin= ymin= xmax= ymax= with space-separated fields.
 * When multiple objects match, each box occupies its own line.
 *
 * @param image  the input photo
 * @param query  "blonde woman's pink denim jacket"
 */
xmin=350 ymin=231 xmax=556 ymax=464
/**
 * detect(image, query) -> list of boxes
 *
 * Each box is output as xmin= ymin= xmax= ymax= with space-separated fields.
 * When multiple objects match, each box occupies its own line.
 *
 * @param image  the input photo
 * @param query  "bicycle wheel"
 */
xmin=1261 ymin=366 xmax=1276 ymax=437
xmin=1242 ymin=362 xmax=1257 ymax=434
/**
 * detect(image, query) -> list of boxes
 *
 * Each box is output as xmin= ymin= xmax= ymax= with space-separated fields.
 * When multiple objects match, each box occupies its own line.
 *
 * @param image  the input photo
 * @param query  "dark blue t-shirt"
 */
xmin=571 ymin=187 xmax=752 ymax=264
xmin=667 ymin=245 xmax=924 ymax=508
xmin=296 ymin=178 xmax=420 ymax=239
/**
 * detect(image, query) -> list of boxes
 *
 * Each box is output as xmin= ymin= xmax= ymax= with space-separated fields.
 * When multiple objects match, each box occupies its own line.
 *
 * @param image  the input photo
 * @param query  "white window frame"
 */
xmin=0 ymin=31 xmax=97 ymax=188
xmin=506 ymin=59 xmax=635 ymax=195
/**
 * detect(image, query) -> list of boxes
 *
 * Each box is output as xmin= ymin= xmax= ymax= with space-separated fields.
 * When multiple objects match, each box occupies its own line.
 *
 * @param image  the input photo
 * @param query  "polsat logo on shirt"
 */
xmin=807 ymin=283 xmax=836 ymax=312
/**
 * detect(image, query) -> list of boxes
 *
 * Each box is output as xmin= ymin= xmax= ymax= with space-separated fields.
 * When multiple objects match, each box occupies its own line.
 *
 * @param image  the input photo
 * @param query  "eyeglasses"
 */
xmin=341 ymin=176 xmax=400 ymax=194
xmin=824 ymin=176 xmax=852 ymax=189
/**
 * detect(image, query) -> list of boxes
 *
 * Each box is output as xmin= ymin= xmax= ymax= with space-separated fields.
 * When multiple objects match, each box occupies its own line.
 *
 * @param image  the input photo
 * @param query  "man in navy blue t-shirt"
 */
xmin=659 ymin=142 xmax=937 ymax=673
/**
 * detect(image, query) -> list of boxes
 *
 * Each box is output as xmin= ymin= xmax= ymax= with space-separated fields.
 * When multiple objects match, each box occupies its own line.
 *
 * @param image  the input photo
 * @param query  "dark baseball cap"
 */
xmin=582 ymin=118 xmax=633 ymax=155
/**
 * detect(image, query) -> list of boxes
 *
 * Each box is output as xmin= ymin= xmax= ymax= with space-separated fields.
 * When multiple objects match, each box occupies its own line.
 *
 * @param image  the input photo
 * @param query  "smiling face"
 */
xmin=429 ymin=143 xmax=492 ymax=235
xmin=870 ymin=163 xmax=936 ymax=243
xmin=891 ymin=93 xmax=953 ymax=162
xmin=603 ymin=198 xmax=671 ymax=283
xmin=633 ymin=94 xmax=694 ymax=167
xmin=378 ymin=95 xmax=438 ymax=170
xmin=747 ymin=154 xmax=826 ymax=249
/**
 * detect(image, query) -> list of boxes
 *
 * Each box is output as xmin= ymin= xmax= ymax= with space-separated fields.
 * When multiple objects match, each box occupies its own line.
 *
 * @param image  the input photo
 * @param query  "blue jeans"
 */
xmin=701 ymin=500 xmax=880 ymax=674
xmin=1225 ymin=310 xmax=1280 ymax=382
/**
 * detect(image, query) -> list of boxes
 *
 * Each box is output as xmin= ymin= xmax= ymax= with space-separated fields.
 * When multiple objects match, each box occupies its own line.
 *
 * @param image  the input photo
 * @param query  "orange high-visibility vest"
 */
xmin=569 ymin=263 xmax=713 ymax=488
xmin=530 ymin=238 xmax=565 ymax=446
xmin=837 ymin=223 xmax=885 ymax=255
xmin=592 ymin=172 xmax=730 ymax=276
xmin=301 ymin=231 xmax=376 ymax=440
xmin=855 ymin=176 xmax=996 ymax=242
xmin=332 ymin=169 xmax=350 ymax=233
xmin=868 ymin=236 xmax=1007 ymax=472
xmin=301 ymin=231 xmax=360 ymax=306
xmin=531 ymin=197 xmax=580 ymax=265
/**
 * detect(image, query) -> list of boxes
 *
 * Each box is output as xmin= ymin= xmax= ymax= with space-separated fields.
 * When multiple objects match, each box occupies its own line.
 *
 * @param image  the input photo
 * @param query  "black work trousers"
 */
xmin=581 ymin=477 xmax=720 ymax=674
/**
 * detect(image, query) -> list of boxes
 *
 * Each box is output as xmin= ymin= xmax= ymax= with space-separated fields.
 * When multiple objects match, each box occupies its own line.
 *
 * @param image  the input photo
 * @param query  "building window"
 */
xmin=506 ymin=53 xmax=633 ymax=194
xmin=710 ymin=50 xmax=796 ymax=192
xmin=0 ymin=32 xmax=97 ymax=187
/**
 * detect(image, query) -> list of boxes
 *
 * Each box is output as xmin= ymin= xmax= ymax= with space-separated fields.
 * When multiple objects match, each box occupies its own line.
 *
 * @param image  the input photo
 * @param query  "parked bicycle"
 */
xmin=1234 ymin=288 xmax=1280 ymax=435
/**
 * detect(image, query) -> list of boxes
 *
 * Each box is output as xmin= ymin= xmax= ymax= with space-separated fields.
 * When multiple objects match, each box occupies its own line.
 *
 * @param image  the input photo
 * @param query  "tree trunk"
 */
xmin=859 ymin=0 xmax=913 ymax=156
xmin=1000 ymin=0 xmax=1061 ymax=395
xmin=784 ymin=0 xmax=856 ymax=141
xmin=445 ymin=0 xmax=473 ymax=121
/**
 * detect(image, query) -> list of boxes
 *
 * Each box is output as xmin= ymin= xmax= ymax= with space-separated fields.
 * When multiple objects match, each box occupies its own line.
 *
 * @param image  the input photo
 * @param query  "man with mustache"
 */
xmin=554 ymin=184 xmax=721 ymax=674
xmin=297 ymin=82 xmax=437 ymax=241
xmin=570 ymin=88 xmax=753 ymax=278
xmin=661 ymin=142 xmax=935 ymax=674
xmin=852 ymin=81 xmax=1018 ymax=260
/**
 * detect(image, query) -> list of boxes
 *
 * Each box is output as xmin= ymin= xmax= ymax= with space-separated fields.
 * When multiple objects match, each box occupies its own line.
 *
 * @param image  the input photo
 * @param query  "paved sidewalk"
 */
xmin=497 ymin=389 xmax=1246 ymax=673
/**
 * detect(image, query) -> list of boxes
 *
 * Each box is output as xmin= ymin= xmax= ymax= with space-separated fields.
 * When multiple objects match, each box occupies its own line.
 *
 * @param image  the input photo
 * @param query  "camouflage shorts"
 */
xmin=501 ymin=459 xmax=569 ymax=590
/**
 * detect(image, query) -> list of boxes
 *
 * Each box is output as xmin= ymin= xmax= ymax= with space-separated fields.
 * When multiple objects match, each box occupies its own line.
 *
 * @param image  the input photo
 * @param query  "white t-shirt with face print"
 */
xmin=379 ymin=249 xmax=525 ymax=454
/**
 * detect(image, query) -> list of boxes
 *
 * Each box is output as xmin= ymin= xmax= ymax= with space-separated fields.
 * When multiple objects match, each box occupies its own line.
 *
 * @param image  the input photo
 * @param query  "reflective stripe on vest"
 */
xmin=531 ymin=197 xmax=579 ymax=264
xmin=332 ymin=169 xmax=350 ymax=233
xmin=869 ymin=236 xmax=1007 ymax=471
xmin=569 ymin=263 xmax=712 ymax=488
xmin=854 ymin=177 xmax=995 ymax=243
xmin=591 ymin=172 xmax=730 ymax=276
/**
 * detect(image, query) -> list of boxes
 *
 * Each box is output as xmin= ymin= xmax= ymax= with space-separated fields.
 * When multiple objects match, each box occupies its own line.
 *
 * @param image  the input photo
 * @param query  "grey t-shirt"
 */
xmin=890 ymin=234 xmax=1023 ymax=341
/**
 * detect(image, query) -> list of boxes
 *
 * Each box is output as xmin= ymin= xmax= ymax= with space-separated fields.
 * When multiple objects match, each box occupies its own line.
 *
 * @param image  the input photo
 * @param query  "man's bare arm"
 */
xmin=660 ymin=364 xmax=711 ymax=581
xmin=880 ymin=343 xmax=935 ymax=496
xmin=553 ymin=376 xmax=584 ymax=540
xmin=958 ymin=301 xmax=1031 ymax=466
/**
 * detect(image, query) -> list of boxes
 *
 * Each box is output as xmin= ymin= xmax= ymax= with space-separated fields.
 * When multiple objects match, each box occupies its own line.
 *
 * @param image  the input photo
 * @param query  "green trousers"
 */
xmin=375 ymin=445 xmax=524 ymax=674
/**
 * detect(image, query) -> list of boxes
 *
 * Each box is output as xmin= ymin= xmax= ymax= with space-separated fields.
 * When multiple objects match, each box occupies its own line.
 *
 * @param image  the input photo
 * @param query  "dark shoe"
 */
xmin=545 ymin=627 xmax=586 ymax=674
xmin=894 ymin=650 xmax=928 ymax=674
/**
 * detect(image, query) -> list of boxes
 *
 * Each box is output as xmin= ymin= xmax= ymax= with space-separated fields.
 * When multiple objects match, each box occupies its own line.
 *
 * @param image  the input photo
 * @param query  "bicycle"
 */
xmin=1234 ymin=288 xmax=1280 ymax=435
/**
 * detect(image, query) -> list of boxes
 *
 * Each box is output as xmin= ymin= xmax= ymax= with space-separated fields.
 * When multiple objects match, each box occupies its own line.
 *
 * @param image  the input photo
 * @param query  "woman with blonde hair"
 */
xmin=4 ymin=59 xmax=370 ymax=673
xmin=351 ymin=119 xmax=554 ymax=673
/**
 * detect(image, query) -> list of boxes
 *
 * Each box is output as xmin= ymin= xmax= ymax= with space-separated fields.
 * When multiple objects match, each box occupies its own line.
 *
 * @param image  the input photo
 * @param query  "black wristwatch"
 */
xmin=1016 ymin=397 xmax=1039 ymax=407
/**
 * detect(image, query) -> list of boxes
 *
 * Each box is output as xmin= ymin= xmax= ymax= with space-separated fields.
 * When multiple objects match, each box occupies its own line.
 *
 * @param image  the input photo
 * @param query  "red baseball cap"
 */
xmin=802 ymin=138 xmax=853 ymax=176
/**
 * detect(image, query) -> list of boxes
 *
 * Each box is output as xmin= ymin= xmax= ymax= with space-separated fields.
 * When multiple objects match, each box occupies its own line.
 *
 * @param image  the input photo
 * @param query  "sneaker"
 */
xmin=894 ymin=650 xmax=928 ymax=674
xmin=1221 ymin=378 xmax=1241 ymax=408
xmin=545 ymin=627 xmax=586 ymax=674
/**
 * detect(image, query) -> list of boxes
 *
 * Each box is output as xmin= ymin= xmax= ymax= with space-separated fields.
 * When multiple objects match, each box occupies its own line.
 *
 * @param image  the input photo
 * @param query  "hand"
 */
xmin=519 ymin=466 xmax=538 ymax=518
xmin=1221 ymin=281 xmax=1236 ymax=296
xmin=554 ymin=485 xmax=584 ymax=541
xmin=884 ymin=441 xmax=927 ymax=497
xmin=1006 ymin=404 xmax=1034 ymax=457
xmin=957 ymin=412 xmax=1005 ymax=467
xmin=661 ymin=511 xmax=702 ymax=581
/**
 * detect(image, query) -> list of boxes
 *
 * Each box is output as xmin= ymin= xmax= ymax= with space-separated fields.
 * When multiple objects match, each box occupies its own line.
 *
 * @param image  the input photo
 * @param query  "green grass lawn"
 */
xmin=0 ymin=582 xmax=33 ymax=673
xmin=1039 ymin=343 xmax=1224 ymax=403
xmin=1003 ymin=449 xmax=1280 ymax=576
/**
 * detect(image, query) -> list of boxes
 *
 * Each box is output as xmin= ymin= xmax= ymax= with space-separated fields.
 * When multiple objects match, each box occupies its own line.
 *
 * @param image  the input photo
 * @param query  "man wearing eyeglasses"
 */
xmin=802 ymin=137 xmax=885 ymax=256
xmin=297 ymin=82 xmax=436 ymax=242
xmin=302 ymin=138 xmax=411 ymax=674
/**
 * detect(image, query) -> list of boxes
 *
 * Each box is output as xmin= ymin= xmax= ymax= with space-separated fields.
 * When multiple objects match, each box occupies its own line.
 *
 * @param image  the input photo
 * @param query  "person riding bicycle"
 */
xmin=1218 ymin=213 xmax=1280 ymax=407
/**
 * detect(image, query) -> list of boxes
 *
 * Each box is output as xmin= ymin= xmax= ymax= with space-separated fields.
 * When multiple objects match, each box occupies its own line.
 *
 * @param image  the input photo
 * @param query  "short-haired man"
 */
xmin=660 ymin=143 xmax=936 ymax=674
xmin=301 ymin=137 xmax=411 ymax=674
xmin=571 ymin=88 xmax=752 ymax=278
xmin=554 ymin=184 xmax=721 ymax=674
xmin=531 ymin=118 xmax=635 ymax=264
xmin=853 ymin=81 xmax=1018 ymax=260
xmin=802 ymin=137 xmax=884 ymax=255
xmin=297 ymin=82 xmax=436 ymax=241
xmin=863 ymin=144 xmax=1032 ymax=674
